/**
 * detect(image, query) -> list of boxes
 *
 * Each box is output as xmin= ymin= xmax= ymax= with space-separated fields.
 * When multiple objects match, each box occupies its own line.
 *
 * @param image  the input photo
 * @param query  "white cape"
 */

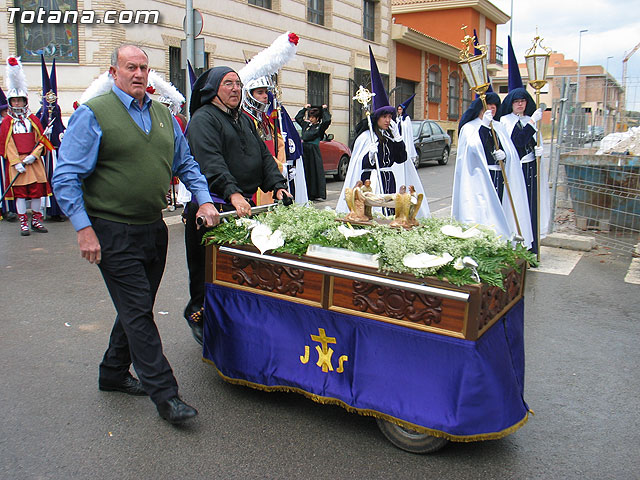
xmin=399 ymin=116 xmax=418 ymax=164
xmin=452 ymin=118 xmax=533 ymax=247
xmin=500 ymin=113 xmax=550 ymax=237
xmin=337 ymin=129 xmax=430 ymax=218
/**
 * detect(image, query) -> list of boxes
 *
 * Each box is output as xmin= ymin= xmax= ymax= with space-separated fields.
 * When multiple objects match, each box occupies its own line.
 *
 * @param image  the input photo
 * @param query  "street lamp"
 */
xmin=525 ymin=33 xmax=552 ymax=261
xmin=576 ymin=29 xmax=588 ymax=103
xmin=603 ymin=55 xmax=613 ymax=132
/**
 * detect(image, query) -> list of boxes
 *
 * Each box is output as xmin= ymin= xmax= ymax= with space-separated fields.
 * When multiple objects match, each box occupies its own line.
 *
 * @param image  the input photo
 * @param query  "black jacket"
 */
xmin=187 ymin=103 xmax=287 ymax=201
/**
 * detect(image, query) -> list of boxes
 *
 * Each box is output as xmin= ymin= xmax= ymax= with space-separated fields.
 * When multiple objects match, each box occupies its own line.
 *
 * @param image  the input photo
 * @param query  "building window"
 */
xmin=13 ymin=0 xmax=79 ymax=62
xmin=448 ymin=72 xmax=460 ymax=120
xmin=427 ymin=66 xmax=441 ymax=103
xmin=350 ymin=68 xmax=389 ymax=143
xmin=308 ymin=71 xmax=329 ymax=107
xmin=462 ymin=78 xmax=473 ymax=112
xmin=249 ymin=0 xmax=272 ymax=7
xmin=394 ymin=78 xmax=416 ymax=118
xmin=363 ymin=0 xmax=375 ymax=41
xmin=308 ymin=0 xmax=324 ymax=25
xmin=169 ymin=46 xmax=209 ymax=111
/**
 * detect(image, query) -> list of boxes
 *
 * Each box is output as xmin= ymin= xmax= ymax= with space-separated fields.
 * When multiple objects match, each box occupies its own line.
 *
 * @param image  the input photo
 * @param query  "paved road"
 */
xmin=1 ymin=154 xmax=639 ymax=479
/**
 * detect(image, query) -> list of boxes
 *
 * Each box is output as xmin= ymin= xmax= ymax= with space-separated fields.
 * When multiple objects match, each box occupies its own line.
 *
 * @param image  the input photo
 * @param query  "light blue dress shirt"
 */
xmin=53 ymin=85 xmax=212 ymax=231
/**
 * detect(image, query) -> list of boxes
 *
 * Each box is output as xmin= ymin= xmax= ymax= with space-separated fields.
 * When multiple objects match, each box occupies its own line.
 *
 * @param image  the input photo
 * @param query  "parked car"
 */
xmin=411 ymin=120 xmax=451 ymax=167
xmin=293 ymin=124 xmax=351 ymax=181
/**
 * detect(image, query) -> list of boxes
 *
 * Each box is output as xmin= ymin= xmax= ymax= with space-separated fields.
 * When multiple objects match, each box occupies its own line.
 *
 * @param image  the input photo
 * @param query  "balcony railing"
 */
xmin=489 ymin=45 xmax=503 ymax=66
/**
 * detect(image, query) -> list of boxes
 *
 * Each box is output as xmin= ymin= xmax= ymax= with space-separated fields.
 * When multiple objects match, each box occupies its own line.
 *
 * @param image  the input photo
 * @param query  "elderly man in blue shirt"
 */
xmin=53 ymin=44 xmax=219 ymax=425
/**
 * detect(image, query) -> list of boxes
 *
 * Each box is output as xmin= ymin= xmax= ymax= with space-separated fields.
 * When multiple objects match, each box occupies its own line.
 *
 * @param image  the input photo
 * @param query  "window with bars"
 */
xmin=249 ymin=0 xmax=272 ymax=8
xmin=394 ymin=78 xmax=416 ymax=118
xmin=169 ymin=46 xmax=209 ymax=111
xmin=307 ymin=71 xmax=329 ymax=107
xmin=448 ymin=72 xmax=460 ymax=120
xmin=14 ymin=0 xmax=79 ymax=62
xmin=428 ymin=66 xmax=441 ymax=103
xmin=308 ymin=0 xmax=324 ymax=25
xmin=462 ymin=78 xmax=473 ymax=112
xmin=363 ymin=0 xmax=375 ymax=41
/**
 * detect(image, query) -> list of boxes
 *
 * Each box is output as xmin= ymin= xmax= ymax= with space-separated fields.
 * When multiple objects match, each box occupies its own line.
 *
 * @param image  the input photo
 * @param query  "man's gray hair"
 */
xmin=110 ymin=44 xmax=149 ymax=67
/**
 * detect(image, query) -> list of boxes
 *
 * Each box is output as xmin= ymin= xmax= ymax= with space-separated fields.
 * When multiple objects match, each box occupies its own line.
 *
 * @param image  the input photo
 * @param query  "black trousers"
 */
xmin=94 ymin=217 xmax=178 ymax=405
xmin=184 ymin=199 xmax=250 ymax=318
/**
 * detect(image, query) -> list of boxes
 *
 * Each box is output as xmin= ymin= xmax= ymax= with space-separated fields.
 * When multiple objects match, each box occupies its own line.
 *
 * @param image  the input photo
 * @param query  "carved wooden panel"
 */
xmin=478 ymin=267 xmax=524 ymax=331
xmin=330 ymin=277 xmax=467 ymax=334
xmin=214 ymin=251 xmax=324 ymax=303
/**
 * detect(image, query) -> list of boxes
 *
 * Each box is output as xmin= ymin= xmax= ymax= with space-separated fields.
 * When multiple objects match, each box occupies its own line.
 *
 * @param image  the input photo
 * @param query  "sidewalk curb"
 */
xmin=541 ymin=233 xmax=596 ymax=252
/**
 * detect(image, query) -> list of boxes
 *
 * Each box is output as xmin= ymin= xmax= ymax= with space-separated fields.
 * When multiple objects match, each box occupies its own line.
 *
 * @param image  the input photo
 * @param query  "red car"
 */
xmin=294 ymin=124 xmax=351 ymax=181
xmin=320 ymin=133 xmax=351 ymax=181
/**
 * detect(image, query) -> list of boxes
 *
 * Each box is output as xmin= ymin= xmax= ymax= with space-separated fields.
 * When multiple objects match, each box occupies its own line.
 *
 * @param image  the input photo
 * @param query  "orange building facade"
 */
xmin=391 ymin=0 xmax=509 ymax=143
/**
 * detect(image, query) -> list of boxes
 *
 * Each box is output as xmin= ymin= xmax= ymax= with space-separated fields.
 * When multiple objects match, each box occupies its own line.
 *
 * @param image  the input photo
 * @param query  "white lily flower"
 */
xmin=440 ymin=224 xmax=482 ymax=239
xmin=403 ymin=252 xmax=454 ymax=269
xmin=338 ymin=224 xmax=370 ymax=238
xmin=251 ymin=223 xmax=285 ymax=254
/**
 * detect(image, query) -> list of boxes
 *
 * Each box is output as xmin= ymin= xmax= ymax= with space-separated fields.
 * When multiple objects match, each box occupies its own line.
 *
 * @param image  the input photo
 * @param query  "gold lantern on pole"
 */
xmin=458 ymin=27 xmax=522 ymax=237
xmin=525 ymin=34 xmax=551 ymax=260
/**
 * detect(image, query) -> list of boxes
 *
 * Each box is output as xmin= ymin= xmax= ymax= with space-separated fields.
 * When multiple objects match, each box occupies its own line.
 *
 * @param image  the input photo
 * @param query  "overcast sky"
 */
xmin=492 ymin=0 xmax=640 ymax=108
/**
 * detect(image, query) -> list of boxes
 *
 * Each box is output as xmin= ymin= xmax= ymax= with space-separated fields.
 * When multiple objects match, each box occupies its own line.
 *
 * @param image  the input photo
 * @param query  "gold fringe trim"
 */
xmin=202 ymin=358 xmax=530 ymax=443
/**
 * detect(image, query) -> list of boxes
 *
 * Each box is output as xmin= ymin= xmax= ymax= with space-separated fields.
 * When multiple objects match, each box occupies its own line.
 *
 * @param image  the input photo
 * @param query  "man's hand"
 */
xmin=195 ymin=202 xmax=220 ymax=228
xmin=481 ymin=110 xmax=493 ymax=127
xmin=230 ymin=192 xmax=252 ymax=217
xmin=14 ymin=163 xmax=26 ymax=174
xmin=23 ymin=154 xmax=37 ymax=165
xmin=77 ymin=226 xmax=101 ymax=264
xmin=275 ymin=188 xmax=293 ymax=206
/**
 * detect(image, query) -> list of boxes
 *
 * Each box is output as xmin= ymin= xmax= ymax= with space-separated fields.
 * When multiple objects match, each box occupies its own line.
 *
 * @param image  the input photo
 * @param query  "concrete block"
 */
xmin=541 ymin=233 xmax=596 ymax=251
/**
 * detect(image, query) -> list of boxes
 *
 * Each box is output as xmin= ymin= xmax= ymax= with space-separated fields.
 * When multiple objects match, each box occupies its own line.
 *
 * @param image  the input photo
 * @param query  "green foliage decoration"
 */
xmin=202 ymin=204 xmax=536 ymax=288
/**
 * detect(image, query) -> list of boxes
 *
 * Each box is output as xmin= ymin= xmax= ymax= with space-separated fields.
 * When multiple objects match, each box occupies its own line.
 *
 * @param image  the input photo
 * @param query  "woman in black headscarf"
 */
xmin=295 ymin=104 xmax=331 ymax=201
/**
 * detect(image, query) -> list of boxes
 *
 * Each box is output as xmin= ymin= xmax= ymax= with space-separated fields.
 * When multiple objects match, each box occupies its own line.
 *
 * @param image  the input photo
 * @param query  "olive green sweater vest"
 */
xmin=83 ymin=91 xmax=173 ymax=224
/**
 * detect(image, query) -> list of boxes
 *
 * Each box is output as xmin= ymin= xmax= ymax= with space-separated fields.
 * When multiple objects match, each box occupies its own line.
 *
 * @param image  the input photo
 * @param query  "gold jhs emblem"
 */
xmin=300 ymin=328 xmax=349 ymax=373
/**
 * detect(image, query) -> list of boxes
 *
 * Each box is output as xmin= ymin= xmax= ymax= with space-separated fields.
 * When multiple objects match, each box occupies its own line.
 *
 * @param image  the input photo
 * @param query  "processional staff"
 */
xmin=353 ymin=85 xmax=384 ymax=195
xmin=458 ymin=27 xmax=522 ymax=237
xmin=525 ymin=32 xmax=552 ymax=261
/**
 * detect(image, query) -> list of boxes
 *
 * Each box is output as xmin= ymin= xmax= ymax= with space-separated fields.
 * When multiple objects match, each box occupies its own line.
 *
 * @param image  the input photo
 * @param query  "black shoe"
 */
xmin=185 ymin=308 xmax=204 ymax=346
xmin=3 ymin=212 xmax=18 ymax=222
xmin=99 ymin=374 xmax=148 ymax=396
xmin=49 ymin=214 xmax=67 ymax=222
xmin=157 ymin=397 xmax=198 ymax=424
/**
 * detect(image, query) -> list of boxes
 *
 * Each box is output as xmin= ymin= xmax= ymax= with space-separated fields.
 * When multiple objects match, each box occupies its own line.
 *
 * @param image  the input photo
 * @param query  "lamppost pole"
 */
xmin=603 ymin=55 xmax=613 ymax=132
xmin=576 ymin=29 xmax=588 ymax=104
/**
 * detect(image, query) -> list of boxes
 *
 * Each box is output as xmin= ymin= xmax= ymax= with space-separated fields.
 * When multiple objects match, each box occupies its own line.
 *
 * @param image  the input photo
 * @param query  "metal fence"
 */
xmin=547 ymin=78 xmax=640 ymax=255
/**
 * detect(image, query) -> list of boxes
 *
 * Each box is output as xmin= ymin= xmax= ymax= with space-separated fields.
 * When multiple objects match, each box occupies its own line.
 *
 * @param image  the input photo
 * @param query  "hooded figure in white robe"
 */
xmin=452 ymin=94 xmax=533 ymax=247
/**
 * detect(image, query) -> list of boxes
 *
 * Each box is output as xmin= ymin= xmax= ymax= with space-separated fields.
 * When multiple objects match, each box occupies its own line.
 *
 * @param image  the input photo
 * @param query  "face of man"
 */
xmin=512 ymin=98 xmax=527 ymax=116
xmin=217 ymin=72 xmax=242 ymax=109
xmin=0 ymin=109 xmax=8 ymax=118
xmin=397 ymin=106 xmax=403 ymax=116
xmin=251 ymin=87 xmax=269 ymax=104
xmin=110 ymin=46 xmax=149 ymax=103
xmin=377 ymin=113 xmax=392 ymax=130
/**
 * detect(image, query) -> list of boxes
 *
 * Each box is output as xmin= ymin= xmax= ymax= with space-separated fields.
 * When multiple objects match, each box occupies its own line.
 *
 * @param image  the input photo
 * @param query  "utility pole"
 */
xmin=603 ymin=56 xmax=612 ymax=132
xmin=185 ymin=0 xmax=195 ymax=119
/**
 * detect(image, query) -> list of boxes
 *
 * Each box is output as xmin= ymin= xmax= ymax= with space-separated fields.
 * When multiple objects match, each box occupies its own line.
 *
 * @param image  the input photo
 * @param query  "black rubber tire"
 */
xmin=413 ymin=149 xmax=421 ymax=168
xmin=376 ymin=418 xmax=449 ymax=454
xmin=335 ymin=155 xmax=349 ymax=181
xmin=438 ymin=147 xmax=450 ymax=165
